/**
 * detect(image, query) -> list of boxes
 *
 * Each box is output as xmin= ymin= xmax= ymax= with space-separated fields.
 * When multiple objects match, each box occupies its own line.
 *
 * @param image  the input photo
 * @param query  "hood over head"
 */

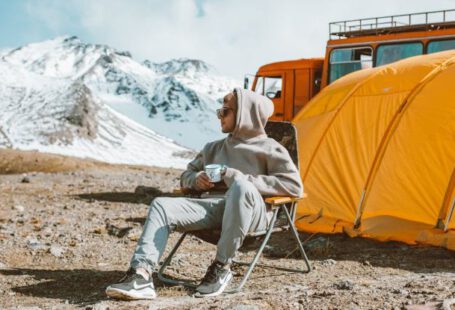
xmin=231 ymin=88 xmax=274 ymax=141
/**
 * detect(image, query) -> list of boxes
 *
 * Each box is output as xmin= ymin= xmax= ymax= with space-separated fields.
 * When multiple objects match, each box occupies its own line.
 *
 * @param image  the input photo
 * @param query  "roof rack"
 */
xmin=330 ymin=9 xmax=455 ymax=39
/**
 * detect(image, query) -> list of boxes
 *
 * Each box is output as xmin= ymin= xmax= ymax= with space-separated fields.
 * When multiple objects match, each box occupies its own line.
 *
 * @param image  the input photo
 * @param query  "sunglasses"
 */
xmin=216 ymin=107 xmax=233 ymax=119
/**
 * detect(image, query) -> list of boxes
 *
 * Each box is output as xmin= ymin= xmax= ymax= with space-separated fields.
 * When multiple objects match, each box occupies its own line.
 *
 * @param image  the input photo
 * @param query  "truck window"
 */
xmin=254 ymin=77 xmax=264 ymax=94
xmin=264 ymin=77 xmax=282 ymax=99
xmin=329 ymin=47 xmax=372 ymax=83
xmin=254 ymin=76 xmax=282 ymax=99
xmin=376 ymin=42 xmax=423 ymax=66
xmin=428 ymin=39 xmax=455 ymax=53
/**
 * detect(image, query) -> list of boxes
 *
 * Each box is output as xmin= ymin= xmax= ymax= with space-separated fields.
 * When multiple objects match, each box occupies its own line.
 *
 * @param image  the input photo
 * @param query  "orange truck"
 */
xmin=247 ymin=9 xmax=455 ymax=121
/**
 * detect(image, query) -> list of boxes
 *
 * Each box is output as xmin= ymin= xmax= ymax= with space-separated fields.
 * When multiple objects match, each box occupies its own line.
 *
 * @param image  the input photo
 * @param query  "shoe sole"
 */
xmin=194 ymin=272 xmax=233 ymax=298
xmin=105 ymin=287 xmax=156 ymax=300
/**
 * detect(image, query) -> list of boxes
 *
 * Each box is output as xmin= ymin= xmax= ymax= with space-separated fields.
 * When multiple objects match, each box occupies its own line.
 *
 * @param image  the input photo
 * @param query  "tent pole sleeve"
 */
xmin=354 ymin=189 xmax=366 ymax=228
xmin=444 ymin=196 xmax=455 ymax=232
xmin=437 ymin=168 xmax=455 ymax=228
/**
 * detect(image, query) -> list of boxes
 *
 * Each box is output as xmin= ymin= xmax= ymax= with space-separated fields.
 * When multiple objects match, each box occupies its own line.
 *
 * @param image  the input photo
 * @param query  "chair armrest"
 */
xmin=264 ymin=193 xmax=307 ymax=206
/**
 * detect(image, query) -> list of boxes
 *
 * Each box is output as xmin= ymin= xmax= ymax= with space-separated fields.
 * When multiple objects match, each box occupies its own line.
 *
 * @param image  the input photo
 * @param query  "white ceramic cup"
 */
xmin=205 ymin=164 xmax=223 ymax=183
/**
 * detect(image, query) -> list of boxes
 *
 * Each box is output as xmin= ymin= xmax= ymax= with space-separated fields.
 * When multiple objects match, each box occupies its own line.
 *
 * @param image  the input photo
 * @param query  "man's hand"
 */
xmin=195 ymin=172 xmax=215 ymax=191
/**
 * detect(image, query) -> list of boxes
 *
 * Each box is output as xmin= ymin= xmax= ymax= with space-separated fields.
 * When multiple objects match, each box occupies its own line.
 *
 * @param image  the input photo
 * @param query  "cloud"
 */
xmin=24 ymin=0 xmax=455 ymax=79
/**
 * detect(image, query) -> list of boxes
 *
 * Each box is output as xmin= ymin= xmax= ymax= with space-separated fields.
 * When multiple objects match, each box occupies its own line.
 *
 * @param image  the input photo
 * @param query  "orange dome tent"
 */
xmin=293 ymin=50 xmax=455 ymax=250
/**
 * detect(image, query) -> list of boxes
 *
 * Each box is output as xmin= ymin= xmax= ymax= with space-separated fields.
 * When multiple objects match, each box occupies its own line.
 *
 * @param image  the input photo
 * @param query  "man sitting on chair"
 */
xmin=106 ymin=88 xmax=303 ymax=300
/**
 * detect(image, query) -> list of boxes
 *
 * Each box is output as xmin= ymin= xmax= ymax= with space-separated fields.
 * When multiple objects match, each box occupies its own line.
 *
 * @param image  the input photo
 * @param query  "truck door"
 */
xmin=294 ymin=69 xmax=310 ymax=117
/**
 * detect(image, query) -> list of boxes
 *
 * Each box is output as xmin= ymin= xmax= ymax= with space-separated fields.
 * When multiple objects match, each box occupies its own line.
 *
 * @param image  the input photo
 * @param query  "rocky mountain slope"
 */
xmin=0 ymin=50 xmax=190 ymax=168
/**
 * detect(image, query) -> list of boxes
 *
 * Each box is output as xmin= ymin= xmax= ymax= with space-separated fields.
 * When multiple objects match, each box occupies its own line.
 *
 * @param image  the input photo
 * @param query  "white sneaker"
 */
xmin=106 ymin=270 xmax=156 ymax=300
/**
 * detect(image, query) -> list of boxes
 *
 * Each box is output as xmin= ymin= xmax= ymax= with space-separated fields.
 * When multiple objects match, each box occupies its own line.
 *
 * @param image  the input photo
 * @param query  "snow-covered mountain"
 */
xmin=0 ymin=36 xmax=240 ymax=167
xmin=1 ymin=36 xmax=239 ymax=150
xmin=0 ymin=60 xmax=192 ymax=168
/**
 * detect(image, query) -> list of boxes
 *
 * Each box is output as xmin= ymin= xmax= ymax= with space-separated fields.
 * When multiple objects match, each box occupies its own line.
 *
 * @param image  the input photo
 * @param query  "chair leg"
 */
xmin=157 ymin=232 xmax=198 ymax=288
xmin=281 ymin=203 xmax=312 ymax=272
xmin=231 ymin=203 xmax=311 ymax=275
xmin=225 ymin=208 xmax=279 ymax=294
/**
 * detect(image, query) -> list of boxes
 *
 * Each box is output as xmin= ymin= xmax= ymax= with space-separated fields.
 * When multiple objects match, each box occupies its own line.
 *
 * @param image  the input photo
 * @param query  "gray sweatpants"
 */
xmin=130 ymin=179 xmax=271 ymax=274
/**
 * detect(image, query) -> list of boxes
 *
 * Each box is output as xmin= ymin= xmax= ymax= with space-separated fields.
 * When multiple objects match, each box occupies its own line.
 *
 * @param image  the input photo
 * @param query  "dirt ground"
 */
xmin=0 ymin=149 xmax=454 ymax=310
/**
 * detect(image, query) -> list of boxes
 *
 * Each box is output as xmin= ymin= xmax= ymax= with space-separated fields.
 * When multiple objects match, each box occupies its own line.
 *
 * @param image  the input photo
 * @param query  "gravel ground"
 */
xmin=0 ymin=150 xmax=454 ymax=310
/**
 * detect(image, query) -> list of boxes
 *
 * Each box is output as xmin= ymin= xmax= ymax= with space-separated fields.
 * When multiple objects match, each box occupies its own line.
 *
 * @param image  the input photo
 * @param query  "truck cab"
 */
xmin=249 ymin=9 xmax=455 ymax=121
xmin=250 ymin=58 xmax=323 ymax=121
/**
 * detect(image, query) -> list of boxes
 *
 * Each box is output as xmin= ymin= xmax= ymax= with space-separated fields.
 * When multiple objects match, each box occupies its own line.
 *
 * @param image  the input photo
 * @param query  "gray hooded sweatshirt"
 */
xmin=180 ymin=88 xmax=303 ymax=197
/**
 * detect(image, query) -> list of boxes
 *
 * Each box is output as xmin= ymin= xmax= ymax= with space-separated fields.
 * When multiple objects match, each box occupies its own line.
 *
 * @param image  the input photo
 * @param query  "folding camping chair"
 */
xmin=157 ymin=121 xmax=311 ymax=293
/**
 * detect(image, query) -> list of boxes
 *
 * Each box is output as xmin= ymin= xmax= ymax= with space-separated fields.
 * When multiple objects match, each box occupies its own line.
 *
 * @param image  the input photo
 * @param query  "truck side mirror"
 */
xmin=314 ymin=78 xmax=321 ymax=89
xmin=244 ymin=77 xmax=249 ymax=89
xmin=266 ymin=91 xmax=276 ymax=99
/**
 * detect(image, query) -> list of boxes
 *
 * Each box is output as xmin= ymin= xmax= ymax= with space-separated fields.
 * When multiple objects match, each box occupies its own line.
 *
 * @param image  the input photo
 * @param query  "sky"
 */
xmin=0 ymin=0 xmax=454 ymax=79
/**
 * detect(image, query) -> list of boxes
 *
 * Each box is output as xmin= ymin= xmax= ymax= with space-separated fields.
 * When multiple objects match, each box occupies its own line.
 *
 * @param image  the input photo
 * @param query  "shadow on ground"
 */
xmin=0 ymin=269 xmax=122 ymax=306
xmin=75 ymin=186 xmax=174 ymax=205
xmin=268 ymin=231 xmax=455 ymax=274
xmin=0 ymin=268 xmax=198 ymax=306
